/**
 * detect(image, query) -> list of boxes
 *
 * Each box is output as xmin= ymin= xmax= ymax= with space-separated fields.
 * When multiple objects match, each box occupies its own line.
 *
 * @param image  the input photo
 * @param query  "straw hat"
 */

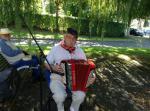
xmin=0 ymin=28 xmax=11 ymax=35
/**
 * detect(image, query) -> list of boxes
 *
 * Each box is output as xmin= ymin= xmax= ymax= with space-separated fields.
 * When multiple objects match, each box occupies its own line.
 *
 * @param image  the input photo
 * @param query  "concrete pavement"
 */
xmin=12 ymin=36 xmax=150 ymax=48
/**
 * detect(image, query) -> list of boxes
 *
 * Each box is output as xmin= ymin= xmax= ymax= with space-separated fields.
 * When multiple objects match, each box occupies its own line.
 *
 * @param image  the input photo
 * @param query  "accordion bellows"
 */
xmin=61 ymin=59 xmax=96 ymax=92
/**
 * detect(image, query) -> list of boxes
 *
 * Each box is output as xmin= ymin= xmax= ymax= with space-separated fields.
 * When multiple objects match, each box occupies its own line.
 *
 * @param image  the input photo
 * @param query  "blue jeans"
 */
xmin=12 ymin=55 xmax=40 ymax=80
xmin=44 ymin=69 xmax=51 ymax=86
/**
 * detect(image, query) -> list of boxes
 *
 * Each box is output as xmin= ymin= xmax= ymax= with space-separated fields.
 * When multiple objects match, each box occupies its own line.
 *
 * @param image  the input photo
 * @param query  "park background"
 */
xmin=0 ymin=0 xmax=150 ymax=111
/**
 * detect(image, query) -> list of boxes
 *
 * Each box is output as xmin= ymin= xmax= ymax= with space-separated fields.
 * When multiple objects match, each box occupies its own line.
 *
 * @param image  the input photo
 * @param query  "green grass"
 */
xmin=19 ymin=45 xmax=52 ymax=55
xmin=18 ymin=45 xmax=150 ymax=60
xmin=11 ymin=28 xmax=129 ymax=41
xmin=83 ymin=46 xmax=150 ymax=58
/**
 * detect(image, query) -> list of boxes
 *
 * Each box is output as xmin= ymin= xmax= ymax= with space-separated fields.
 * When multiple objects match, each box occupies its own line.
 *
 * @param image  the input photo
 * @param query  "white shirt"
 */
xmin=46 ymin=44 xmax=87 ymax=80
xmin=46 ymin=44 xmax=86 ymax=65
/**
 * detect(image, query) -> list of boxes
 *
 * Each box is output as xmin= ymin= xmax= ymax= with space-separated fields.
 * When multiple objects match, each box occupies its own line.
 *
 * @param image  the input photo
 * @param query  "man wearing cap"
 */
xmin=0 ymin=28 xmax=40 ymax=80
xmin=45 ymin=28 xmax=96 ymax=111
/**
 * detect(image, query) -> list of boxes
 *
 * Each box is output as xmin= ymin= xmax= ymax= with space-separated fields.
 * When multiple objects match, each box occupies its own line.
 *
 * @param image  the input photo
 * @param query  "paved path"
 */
xmin=12 ymin=37 xmax=150 ymax=48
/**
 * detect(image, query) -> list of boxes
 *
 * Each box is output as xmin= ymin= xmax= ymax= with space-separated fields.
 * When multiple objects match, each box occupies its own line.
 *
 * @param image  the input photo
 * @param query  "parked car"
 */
xmin=143 ymin=28 xmax=150 ymax=36
xmin=129 ymin=28 xmax=144 ymax=36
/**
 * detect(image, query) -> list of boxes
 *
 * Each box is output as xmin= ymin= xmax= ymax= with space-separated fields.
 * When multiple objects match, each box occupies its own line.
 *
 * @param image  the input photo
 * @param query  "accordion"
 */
xmin=61 ymin=59 xmax=96 ymax=92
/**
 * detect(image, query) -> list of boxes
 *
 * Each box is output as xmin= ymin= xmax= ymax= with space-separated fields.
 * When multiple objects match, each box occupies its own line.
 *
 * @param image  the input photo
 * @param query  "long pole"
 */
xmin=19 ymin=14 xmax=46 ymax=111
xmin=19 ymin=14 xmax=64 ymax=111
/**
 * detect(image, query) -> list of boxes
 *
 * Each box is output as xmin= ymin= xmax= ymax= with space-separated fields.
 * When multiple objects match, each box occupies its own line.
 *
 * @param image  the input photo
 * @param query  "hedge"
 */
xmin=0 ymin=13 xmax=125 ymax=37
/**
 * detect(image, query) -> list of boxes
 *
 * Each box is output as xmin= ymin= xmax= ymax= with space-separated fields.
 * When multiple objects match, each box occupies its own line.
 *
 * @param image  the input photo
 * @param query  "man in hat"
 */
xmin=45 ymin=28 xmax=96 ymax=111
xmin=0 ymin=28 xmax=40 ymax=80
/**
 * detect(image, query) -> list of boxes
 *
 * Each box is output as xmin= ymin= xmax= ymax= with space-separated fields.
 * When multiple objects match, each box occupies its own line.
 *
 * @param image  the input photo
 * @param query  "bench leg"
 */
xmin=43 ymin=94 xmax=57 ymax=111
xmin=0 ymin=99 xmax=9 ymax=111
xmin=0 ymin=100 xmax=4 ymax=111
xmin=44 ymin=95 xmax=73 ymax=111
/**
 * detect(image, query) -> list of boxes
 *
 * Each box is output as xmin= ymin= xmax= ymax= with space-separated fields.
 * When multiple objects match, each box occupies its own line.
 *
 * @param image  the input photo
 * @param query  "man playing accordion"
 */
xmin=45 ymin=28 xmax=96 ymax=111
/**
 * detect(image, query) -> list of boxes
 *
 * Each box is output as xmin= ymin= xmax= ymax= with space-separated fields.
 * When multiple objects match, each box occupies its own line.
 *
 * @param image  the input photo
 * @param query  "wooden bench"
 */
xmin=0 ymin=53 xmax=32 ymax=110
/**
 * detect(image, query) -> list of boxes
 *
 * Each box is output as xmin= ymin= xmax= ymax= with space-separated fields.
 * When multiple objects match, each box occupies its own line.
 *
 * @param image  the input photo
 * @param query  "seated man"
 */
xmin=0 ymin=28 xmax=40 ymax=80
xmin=45 ymin=28 xmax=96 ymax=111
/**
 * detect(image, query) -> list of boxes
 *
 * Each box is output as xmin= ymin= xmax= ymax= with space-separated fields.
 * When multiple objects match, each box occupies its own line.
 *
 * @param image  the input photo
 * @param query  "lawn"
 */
xmin=83 ymin=47 xmax=150 ymax=58
xmin=11 ymin=28 xmax=129 ymax=41
xmin=18 ymin=45 xmax=150 ymax=60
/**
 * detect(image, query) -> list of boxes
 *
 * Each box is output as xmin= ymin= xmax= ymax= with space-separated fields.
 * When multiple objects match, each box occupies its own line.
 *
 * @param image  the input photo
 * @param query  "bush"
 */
xmin=0 ymin=12 xmax=125 ymax=37
xmin=105 ymin=22 xmax=125 ymax=37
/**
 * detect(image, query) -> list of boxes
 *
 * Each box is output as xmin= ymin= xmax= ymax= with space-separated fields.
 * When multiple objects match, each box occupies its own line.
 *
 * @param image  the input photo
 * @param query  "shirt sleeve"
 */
xmin=78 ymin=47 xmax=87 ymax=60
xmin=45 ymin=47 xmax=55 ymax=65
xmin=0 ymin=39 xmax=23 ymax=57
xmin=81 ymin=49 xmax=87 ymax=60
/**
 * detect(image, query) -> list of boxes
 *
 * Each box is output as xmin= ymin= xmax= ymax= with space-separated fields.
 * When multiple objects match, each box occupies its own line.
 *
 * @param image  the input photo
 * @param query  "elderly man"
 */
xmin=45 ymin=28 xmax=96 ymax=111
xmin=0 ymin=28 xmax=40 ymax=80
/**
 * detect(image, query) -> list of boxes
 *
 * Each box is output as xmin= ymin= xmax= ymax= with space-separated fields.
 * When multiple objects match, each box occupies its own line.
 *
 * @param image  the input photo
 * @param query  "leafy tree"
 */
xmin=1 ymin=0 xmax=150 ymax=36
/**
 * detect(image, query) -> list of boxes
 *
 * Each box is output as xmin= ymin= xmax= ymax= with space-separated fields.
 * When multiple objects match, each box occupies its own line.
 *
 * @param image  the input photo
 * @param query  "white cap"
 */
xmin=0 ymin=28 xmax=11 ymax=35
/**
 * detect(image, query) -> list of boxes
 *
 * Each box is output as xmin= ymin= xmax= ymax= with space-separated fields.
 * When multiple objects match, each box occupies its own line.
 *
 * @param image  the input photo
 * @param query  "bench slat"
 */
xmin=0 ymin=53 xmax=10 ymax=72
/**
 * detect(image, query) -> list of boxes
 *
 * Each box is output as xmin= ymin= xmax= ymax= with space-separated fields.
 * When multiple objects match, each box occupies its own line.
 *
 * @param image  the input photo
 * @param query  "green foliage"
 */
xmin=0 ymin=0 xmax=15 ymax=27
xmin=32 ymin=14 xmax=55 ymax=31
xmin=137 ymin=0 xmax=150 ymax=18
xmin=105 ymin=22 xmax=125 ymax=37
xmin=0 ymin=0 xmax=38 ymax=27
xmin=63 ymin=0 xmax=89 ymax=17
xmin=46 ymin=0 xmax=56 ymax=14
xmin=1 ymin=0 xmax=150 ymax=37
xmin=22 ymin=13 xmax=124 ymax=37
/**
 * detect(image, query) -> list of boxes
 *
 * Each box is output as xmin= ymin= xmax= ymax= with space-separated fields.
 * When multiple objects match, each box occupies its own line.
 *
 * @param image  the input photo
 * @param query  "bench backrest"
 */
xmin=0 ymin=53 xmax=13 ymax=101
xmin=0 ymin=53 xmax=10 ymax=72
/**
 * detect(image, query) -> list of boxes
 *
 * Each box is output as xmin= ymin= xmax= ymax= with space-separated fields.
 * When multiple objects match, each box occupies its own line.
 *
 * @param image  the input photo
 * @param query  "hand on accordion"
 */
xmin=51 ymin=63 xmax=64 ymax=74
xmin=86 ymin=70 xmax=96 ymax=87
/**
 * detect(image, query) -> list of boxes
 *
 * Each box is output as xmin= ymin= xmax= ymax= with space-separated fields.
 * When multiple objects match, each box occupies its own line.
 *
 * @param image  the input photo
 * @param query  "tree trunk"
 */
xmin=125 ymin=0 xmax=134 ymax=37
xmin=55 ymin=0 xmax=60 ymax=33
xmin=42 ymin=0 xmax=47 ymax=14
